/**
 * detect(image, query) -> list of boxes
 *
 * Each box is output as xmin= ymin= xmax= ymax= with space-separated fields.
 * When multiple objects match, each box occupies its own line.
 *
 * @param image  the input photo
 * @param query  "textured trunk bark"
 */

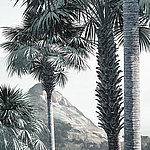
xmin=123 ymin=0 xmax=141 ymax=150
xmin=107 ymin=134 xmax=121 ymax=150
xmin=47 ymin=92 xmax=55 ymax=150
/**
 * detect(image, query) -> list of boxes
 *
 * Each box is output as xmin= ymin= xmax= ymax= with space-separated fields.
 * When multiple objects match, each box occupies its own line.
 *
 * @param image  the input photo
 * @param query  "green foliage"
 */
xmin=0 ymin=85 xmax=48 ymax=150
xmin=139 ymin=0 xmax=150 ymax=16
xmin=76 ymin=0 xmax=150 ymax=52
xmin=14 ymin=0 xmax=82 ymax=43
xmin=1 ymin=27 xmax=90 ymax=88
xmin=95 ymin=5 xmax=123 ymax=137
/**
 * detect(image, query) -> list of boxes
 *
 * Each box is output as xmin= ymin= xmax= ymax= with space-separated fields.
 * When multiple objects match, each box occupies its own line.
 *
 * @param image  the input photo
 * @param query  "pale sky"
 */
xmin=0 ymin=0 xmax=150 ymax=136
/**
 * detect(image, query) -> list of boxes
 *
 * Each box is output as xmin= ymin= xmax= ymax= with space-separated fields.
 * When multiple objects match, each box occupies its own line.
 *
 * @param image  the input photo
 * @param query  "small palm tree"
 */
xmin=0 ymin=85 xmax=48 ymax=150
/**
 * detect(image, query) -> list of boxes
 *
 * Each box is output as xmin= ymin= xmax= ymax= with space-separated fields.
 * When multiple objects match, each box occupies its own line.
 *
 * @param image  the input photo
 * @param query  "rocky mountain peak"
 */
xmin=29 ymin=83 xmax=72 ymax=107
xmin=28 ymin=83 xmax=107 ymax=150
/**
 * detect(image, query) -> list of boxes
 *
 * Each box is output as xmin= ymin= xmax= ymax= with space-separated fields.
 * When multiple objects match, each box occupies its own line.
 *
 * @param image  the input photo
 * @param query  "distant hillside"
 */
xmin=29 ymin=83 xmax=150 ymax=150
xmin=29 ymin=83 xmax=108 ymax=150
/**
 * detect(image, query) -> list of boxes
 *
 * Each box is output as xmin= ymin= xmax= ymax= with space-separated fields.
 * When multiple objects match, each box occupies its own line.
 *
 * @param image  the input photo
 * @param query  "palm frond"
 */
xmin=114 ymin=16 xmax=150 ymax=52
xmin=139 ymin=0 xmax=150 ymax=16
xmin=66 ymin=36 xmax=94 ymax=57
xmin=139 ymin=26 xmax=150 ymax=52
xmin=0 ymin=85 xmax=48 ymax=149
xmin=33 ymin=138 xmax=48 ymax=150
xmin=30 ymin=56 xmax=45 ymax=81
xmin=22 ymin=0 xmax=80 ymax=42
xmin=0 ymin=125 xmax=21 ymax=150
xmin=54 ymin=69 xmax=68 ymax=87
xmin=62 ymin=46 xmax=89 ymax=71
xmin=83 ymin=18 xmax=98 ymax=42
xmin=0 ymin=85 xmax=33 ymax=127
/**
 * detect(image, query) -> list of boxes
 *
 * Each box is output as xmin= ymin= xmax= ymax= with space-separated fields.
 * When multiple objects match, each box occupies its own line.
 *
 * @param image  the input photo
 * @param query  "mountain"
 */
xmin=28 ymin=83 xmax=108 ymax=150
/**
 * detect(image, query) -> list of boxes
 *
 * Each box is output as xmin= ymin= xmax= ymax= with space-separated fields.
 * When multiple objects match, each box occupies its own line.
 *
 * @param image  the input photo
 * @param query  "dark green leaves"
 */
xmin=0 ymin=85 xmax=48 ymax=150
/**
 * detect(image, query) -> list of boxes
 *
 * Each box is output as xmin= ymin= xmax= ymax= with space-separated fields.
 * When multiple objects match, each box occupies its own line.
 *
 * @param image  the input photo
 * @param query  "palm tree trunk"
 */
xmin=47 ymin=92 xmax=55 ymax=150
xmin=107 ymin=134 xmax=120 ymax=150
xmin=123 ymin=0 xmax=141 ymax=149
xmin=41 ymin=62 xmax=56 ymax=150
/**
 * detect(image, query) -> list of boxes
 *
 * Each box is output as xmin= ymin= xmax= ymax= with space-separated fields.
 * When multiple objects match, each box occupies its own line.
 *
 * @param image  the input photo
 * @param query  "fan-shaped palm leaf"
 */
xmin=139 ymin=0 xmax=150 ymax=16
xmin=114 ymin=16 xmax=150 ymax=51
xmin=54 ymin=69 xmax=68 ymax=87
xmin=14 ymin=0 xmax=82 ymax=44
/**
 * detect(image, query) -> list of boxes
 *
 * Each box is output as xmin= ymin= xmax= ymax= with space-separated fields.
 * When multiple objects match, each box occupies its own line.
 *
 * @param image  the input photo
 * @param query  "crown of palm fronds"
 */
xmin=0 ymin=85 xmax=48 ymax=150
xmin=14 ymin=0 xmax=83 ymax=44
xmin=0 ymin=85 xmax=33 ymax=127
xmin=1 ymin=24 xmax=90 ymax=89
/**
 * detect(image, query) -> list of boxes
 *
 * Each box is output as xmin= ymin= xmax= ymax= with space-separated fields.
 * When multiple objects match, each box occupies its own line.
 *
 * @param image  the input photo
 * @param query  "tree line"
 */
xmin=0 ymin=0 xmax=149 ymax=150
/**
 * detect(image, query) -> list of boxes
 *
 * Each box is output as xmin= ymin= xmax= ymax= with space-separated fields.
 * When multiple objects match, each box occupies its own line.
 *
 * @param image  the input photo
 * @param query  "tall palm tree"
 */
xmin=3 ymin=1 xmax=90 ymax=149
xmin=12 ymin=0 xmax=149 ymax=149
xmin=74 ymin=0 xmax=149 ymax=149
xmin=1 ymin=22 xmax=90 ymax=150
xmin=73 ymin=0 xmax=124 ymax=149
xmin=123 ymin=0 xmax=140 ymax=149
xmin=0 ymin=85 xmax=48 ymax=150
xmin=96 ymin=3 xmax=123 ymax=150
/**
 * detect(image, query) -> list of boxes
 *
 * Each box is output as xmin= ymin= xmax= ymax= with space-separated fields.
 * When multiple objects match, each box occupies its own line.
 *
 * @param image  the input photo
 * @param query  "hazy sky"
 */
xmin=0 ymin=0 xmax=150 ymax=136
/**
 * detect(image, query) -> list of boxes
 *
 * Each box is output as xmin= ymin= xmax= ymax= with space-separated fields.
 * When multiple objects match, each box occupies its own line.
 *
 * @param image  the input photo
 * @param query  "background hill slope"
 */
xmin=29 ymin=83 xmax=108 ymax=150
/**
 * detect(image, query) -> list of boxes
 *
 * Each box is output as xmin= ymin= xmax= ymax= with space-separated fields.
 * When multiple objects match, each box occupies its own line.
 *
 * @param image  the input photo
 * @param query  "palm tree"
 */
xmin=0 ymin=85 xmax=48 ymax=150
xmin=1 ymin=20 xmax=90 ymax=150
xmin=11 ymin=0 xmax=149 ymax=149
xmin=3 ymin=1 xmax=91 ymax=149
xmin=73 ymin=0 xmax=149 ymax=149
xmin=73 ymin=0 xmax=124 ymax=149
xmin=123 ymin=0 xmax=140 ymax=149
xmin=95 ymin=3 xmax=124 ymax=150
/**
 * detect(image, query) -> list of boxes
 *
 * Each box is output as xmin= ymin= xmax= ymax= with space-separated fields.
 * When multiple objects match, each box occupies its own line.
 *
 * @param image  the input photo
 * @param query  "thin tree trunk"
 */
xmin=47 ymin=92 xmax=55 ymax=150
xmin=42 ymin=61 xmax=56 ymax=150
xmin=123 ymin=0 xmax=141 ymax=149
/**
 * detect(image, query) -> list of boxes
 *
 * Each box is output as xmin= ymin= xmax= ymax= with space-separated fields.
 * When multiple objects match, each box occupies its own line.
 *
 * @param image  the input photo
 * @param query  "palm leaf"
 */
xmin=114 ymin=16 xmax=150 ymax=52
xmin=54 ymin=69 xmax=68 ymax=87
xmin=0 ymin=85 xmax=48 ymax=149
xmin=139 ymin=0 xmax=150 ymax=16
